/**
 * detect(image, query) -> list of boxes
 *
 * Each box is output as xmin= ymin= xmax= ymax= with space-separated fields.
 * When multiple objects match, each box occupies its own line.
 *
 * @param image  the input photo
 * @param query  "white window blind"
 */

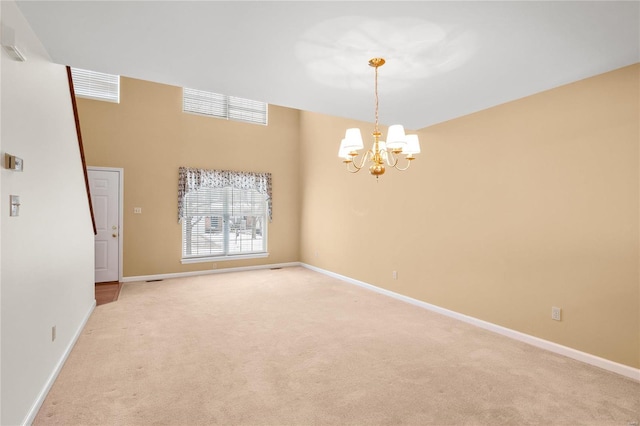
xmin=182 ymin=186 xmax=268 ymax=261
xmin=183 ymin=88 xmax=268 ymax=125
xmin=70 ymin=67 xmax=120 ymax=103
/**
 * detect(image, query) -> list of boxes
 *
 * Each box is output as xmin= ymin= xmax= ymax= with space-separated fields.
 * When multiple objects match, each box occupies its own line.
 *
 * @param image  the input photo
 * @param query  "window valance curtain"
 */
xmin=178 ymin=167 xmax=272 ymax=223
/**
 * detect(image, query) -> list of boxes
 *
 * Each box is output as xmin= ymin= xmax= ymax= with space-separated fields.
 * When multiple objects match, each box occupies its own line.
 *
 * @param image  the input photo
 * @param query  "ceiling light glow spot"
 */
xmin=295 ymin=16 xmax=476 ymax=91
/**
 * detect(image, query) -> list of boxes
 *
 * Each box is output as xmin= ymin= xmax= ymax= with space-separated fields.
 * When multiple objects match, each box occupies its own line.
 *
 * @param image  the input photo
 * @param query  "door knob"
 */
xmin=112 ymin=233 xmax=118 ymax=238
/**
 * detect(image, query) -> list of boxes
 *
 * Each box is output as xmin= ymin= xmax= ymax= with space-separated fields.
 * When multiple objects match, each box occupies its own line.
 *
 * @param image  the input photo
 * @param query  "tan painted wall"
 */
xmin=78 ymin=65 xmax=638 ymax=369
xmin=78 ymin=77 xmax=300 ymax=277
xmin=300 ymin=64 xmax=639 ymax=368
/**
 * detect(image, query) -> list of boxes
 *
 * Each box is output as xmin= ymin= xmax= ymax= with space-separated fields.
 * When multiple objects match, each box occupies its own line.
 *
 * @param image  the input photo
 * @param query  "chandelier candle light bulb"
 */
xmin=338 ymin=57 xmax=420 ymax=178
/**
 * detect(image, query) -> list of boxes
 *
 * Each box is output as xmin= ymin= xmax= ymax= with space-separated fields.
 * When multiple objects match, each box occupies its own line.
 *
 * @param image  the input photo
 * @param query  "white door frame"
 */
xmin=88 ymin=166 xmax=124 ymax=282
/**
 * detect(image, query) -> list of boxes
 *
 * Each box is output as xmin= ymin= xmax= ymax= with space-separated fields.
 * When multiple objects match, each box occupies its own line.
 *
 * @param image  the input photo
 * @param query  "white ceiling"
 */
xmin=15 ymin=1 xmax=640 ymax=130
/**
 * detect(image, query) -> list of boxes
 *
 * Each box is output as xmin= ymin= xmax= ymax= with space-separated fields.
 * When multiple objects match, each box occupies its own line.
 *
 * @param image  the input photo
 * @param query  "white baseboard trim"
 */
xmin=22 ymin=299 xmax=96 ymax=426
xmin=301 ymin=263 xmax=640 ymax=382
xmin=122 ymin=262 xmax=302 ymax=283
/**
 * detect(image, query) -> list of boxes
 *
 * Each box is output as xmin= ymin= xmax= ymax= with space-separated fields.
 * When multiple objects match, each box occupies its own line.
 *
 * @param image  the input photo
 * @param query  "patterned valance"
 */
xmin=178 ymin=167 xmax=272 ymax=223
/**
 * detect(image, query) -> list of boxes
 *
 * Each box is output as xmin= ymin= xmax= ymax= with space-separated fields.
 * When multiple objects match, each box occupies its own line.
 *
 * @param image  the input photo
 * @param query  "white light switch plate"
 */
xmin=10 ymin=195 xmax=20 ymax=216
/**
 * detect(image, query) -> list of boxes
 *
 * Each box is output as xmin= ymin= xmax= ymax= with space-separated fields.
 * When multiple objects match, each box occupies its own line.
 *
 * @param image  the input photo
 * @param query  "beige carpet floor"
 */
xmin=35 ymin=267 xmax=639 ymax=425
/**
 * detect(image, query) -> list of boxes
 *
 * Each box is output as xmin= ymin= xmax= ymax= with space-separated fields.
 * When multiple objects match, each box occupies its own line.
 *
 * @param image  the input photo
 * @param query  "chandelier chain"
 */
xmin=374 ymin=65 xmax=379 ymax=134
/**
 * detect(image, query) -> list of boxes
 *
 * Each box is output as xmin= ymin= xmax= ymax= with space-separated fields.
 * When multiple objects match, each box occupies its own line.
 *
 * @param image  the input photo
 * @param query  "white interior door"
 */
xmin=89 ymin=169 xmax=120 ymax=282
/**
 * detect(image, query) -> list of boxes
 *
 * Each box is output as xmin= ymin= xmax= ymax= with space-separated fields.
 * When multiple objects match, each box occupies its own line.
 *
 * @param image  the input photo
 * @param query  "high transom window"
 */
xmin=183 ymin=88 xmax=268 ymax=125
xmin=70 ymin=67 xmax=120 ymax=103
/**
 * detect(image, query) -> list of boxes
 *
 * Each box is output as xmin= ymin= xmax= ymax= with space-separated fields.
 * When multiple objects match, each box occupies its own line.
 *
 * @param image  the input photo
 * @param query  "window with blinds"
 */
xmin=70 ymin=67 xmax=120 ymax=103
xmin=183 ymin=88 xmax=268 ymax=125
xmin=182 ymin=186 xmax=268 ymax=261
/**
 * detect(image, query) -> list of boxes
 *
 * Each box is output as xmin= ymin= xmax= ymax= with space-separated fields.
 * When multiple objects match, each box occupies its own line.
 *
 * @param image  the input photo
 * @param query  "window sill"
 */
xmin=181 ymin=252 xmax=269 ymax=264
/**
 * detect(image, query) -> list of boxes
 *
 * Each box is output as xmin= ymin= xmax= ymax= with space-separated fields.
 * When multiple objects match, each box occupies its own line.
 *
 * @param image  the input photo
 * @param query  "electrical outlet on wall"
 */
xmin=551 ymin=307 xmax=562 ymax=321
xmin=52 ymin=325 xmax=56 ymax=342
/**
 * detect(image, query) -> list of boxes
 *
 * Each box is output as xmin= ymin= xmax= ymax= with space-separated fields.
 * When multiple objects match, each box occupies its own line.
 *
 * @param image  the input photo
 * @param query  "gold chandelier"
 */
xmin=338 ymin=58 xmax=421 ymax=178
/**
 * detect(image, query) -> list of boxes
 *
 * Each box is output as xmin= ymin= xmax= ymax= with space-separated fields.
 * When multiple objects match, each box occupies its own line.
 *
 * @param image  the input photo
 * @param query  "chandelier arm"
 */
xmin=344 ymin=149 xmax=372 ymax=173
xmin=392 ymin=157 xmax=415 ymax=171
xmin=346 ymin=157 xmax=363 ymax=173
xmin=384 ymin=149 xmax=399 ymax=168
xmin=353 ymin=150 xmax=373 ymax=170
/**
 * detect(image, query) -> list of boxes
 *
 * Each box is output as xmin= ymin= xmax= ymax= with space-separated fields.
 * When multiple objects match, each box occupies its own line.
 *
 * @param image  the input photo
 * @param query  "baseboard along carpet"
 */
xmin=35 ymin=267 xmax=639 ymax=425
